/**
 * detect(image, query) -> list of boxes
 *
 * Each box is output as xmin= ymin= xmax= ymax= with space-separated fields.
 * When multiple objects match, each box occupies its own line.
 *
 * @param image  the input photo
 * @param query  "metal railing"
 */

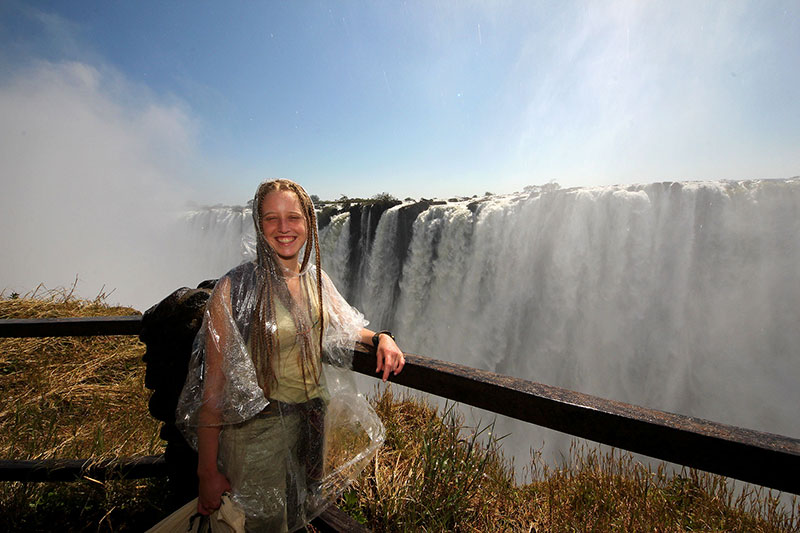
xmin=1 ymin=315 xmax=799 ymax=495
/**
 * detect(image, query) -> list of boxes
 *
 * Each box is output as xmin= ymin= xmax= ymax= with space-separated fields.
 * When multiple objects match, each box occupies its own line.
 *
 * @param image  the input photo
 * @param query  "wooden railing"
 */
xmin=1 ymin=315 xmax=799 ymax=496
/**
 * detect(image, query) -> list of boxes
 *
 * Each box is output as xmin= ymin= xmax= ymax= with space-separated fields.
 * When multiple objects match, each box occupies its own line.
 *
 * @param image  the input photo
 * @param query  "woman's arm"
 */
xmin=317 ymin=268 xmax=403 ymax=379
xmin=197 ymin=427 xmax=231 ymax=515
xmin=360 ymin=328 xmax=405 ymax=382
xmin=197 ymin=425 xmax=230 ymax=514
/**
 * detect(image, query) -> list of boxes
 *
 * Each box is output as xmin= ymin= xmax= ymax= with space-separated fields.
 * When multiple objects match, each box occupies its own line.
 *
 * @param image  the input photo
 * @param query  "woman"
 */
xmin=176 ymin=179 xmax=404 ymax=531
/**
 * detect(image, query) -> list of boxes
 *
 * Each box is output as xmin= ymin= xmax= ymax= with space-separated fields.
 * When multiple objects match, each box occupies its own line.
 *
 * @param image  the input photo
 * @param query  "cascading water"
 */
xmin=183 ymin=179 xmax=800 ymax=478
xmin=364 ymin=181 xmax=800 ymax=433
xmin=181 ymin=205 xmax=256 ymax=279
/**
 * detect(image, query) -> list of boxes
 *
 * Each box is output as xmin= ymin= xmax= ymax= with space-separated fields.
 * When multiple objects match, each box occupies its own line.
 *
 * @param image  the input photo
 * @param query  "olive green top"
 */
xmin=269 ymin=273 xmax=327 ymax=404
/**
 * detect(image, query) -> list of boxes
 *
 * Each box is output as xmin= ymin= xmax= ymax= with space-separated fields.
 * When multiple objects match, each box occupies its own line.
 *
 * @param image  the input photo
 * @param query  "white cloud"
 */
xmin=0 ymin=59 xmax=207 ymax=310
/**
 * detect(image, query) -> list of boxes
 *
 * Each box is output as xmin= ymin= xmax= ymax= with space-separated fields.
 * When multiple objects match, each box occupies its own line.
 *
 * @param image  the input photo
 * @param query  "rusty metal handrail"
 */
xmin=0 ymin=316 xmax=142 ymax=338
xmin=1 ymin=316 xmax=798 ymax=494
xmin=0 ymin=455 xmax=166 ymax=482
xmin=350 ymin=349 xmax=800 ymax=495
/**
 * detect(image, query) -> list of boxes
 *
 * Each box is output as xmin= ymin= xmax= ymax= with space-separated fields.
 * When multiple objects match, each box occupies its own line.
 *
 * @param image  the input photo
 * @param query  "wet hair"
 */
xmin=250 ymin=179 xmax=324 ymax=398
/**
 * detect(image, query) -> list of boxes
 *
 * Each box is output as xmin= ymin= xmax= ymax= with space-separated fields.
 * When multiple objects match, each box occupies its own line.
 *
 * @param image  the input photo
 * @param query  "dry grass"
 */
xmin=344 ymin=388 xmax=800 ymax=532
xmin=0 ymin=287 xmax=167 ymax=532
xmin=0 ymin=286 xmax=162 ymax=461
xmin=518 ymin=443 xmax=799 ymax=532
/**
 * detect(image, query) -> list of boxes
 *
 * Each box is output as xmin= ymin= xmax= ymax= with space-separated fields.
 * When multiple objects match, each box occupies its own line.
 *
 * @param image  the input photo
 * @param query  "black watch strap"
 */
xmin=372 ymin=330 xmax=395 ymax=348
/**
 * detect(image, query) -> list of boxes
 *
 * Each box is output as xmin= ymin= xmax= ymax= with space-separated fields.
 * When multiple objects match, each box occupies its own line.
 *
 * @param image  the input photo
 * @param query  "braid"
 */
xmin=312 ymin=207 xmax=324 ymax=361
xmin=250 ymin=179 xmax=325 ymax=399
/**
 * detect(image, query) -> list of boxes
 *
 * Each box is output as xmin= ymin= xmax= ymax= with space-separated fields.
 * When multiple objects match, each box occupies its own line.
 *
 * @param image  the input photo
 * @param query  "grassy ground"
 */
xmin=1 ymin=289 xmax=798 ymax=532
xmin=349 ymin=389 xmax=799 ymax=532
xmin=0 ymin=287 xmax=168 ymax=531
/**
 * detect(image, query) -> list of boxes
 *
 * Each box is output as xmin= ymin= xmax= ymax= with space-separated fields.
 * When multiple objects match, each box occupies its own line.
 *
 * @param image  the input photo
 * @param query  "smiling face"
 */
xmin=259 ymin=189 xmax=308 ymax=272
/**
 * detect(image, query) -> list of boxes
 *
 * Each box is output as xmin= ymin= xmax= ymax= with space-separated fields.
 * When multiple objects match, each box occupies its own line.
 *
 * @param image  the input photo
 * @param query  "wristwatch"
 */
xmin=372 ymin=330 xmax=395 ymax=348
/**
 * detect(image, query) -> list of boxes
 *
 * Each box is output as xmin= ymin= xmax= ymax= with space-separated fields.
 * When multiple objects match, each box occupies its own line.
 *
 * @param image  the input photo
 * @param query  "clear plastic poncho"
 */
xmin=175 ymin=258 xmax=383 ymax=532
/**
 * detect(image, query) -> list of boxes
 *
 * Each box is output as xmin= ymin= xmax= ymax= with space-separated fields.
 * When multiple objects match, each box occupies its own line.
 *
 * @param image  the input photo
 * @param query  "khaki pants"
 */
xmin=218 ymin=401 xmax=324 ymax=532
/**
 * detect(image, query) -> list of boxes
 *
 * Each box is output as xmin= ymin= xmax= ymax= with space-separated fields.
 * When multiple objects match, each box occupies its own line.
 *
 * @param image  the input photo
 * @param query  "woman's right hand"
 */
xmin=197 ymin=468 xmax=231 ymax=515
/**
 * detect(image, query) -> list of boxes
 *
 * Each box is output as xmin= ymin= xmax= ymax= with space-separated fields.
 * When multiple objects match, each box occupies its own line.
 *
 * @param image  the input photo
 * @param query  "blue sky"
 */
xmin=1 ymin=0 xmax=799 ymax=204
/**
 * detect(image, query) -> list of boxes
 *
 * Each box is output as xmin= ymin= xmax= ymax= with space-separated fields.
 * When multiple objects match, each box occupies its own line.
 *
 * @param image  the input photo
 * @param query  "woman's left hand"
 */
xmin=376 ymin=334 xmax=405 ymax=382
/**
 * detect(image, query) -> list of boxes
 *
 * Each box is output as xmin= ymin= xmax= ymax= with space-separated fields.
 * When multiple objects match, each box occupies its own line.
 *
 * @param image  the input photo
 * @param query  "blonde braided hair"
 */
xmin=251 ymin=179 xmax=324 ymax=399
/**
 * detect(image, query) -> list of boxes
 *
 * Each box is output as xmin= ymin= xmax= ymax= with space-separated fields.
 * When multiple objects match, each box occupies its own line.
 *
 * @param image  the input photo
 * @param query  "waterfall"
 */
xmin=183 ymin=179 xmax=800 ymax=466
xmin=181 ymin=205 xmax=256 ymax=280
